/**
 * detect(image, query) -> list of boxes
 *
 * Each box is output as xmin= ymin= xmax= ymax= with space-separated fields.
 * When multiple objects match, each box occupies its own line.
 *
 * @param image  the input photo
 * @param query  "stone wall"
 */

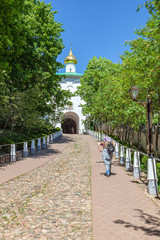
xmin=0 ymin=154 xmax=10 ymax=165
xmin=0 ymin=150 xmax=23 ymax=166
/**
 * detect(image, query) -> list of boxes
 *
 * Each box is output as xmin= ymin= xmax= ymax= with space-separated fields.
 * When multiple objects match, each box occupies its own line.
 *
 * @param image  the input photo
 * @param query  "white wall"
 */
xmin=59 ymin=77 xmax=86 ymax=133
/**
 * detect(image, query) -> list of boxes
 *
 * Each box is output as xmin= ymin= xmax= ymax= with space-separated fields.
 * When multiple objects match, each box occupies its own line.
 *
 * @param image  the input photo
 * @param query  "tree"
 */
xmin=78 ymin=0 xmax=159 ymax=150
xmin=0 ymin=0 xmax=71 ymax=135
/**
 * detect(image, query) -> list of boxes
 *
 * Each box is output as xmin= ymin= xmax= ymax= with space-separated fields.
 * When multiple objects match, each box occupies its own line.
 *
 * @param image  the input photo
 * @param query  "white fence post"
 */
xmin=126 ymin=148 xmax=131 ymax=171
xmin=147 ymin=158 xmax=158 ymax=195
xmin=47 ymin=135 xmax=49 ymax=147
xmin=42 ymin=137 xmax=46 ymax=149
xmin=120 ymin=146 xmax=125 ymax=165
xmin=10 ymin=144 xmax=16 ymax=162
xmin=31 ymin=140 xmax=35 ymax=154
xmin=115 ymin=143 xmax=119 ymax=159
xmin=133 ymin=151 xmax=140 ymax=178
xmin=23 ymin=142 xmax=28 ymax=158
xmin=37 ymin=138 xmax=41 ymax=151
xmin=50 ymin=134 xmax=53 ymax=143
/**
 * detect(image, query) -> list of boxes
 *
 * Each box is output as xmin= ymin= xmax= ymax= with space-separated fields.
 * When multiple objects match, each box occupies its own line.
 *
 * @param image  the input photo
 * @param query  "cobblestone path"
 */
xmin=0 ymin=135 xmax=92 ymax=240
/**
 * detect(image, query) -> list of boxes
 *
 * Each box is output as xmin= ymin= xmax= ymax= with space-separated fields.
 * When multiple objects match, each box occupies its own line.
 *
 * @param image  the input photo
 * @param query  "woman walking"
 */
xmin=98 ymin=137 xmax=115 ymax=177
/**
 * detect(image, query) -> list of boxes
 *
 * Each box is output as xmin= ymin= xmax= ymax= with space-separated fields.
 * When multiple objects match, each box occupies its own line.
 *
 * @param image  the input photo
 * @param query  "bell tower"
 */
xmin=56 ymin=46 xmax=85 ymax=134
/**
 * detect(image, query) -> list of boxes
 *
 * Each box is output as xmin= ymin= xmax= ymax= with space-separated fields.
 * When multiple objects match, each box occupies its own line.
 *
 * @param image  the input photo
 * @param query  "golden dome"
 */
xmin=64 ymin=48 xmax=77 ymax=64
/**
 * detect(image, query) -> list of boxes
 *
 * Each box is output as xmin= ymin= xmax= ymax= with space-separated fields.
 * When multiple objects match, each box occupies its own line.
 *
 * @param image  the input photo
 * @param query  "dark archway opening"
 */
xmin=62 ymin=118 xmax=76 ymax=134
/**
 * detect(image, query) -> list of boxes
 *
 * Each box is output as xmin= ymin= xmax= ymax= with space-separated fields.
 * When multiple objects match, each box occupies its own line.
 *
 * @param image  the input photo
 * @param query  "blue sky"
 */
xmin=44 ymin=0 xmax=150 ymax=74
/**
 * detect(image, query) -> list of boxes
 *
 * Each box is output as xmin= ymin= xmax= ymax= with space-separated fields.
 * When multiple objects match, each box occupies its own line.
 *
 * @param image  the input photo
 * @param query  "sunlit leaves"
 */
xmin=0 ymin=0 xmax=71 ymax=132
xmin=78 ymin=0 xmax=160 ymax=131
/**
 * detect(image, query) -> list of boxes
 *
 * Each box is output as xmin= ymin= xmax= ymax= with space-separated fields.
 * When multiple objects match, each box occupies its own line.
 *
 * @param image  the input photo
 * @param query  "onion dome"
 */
xmin=64 ymin=48 xmax=77 ymax=64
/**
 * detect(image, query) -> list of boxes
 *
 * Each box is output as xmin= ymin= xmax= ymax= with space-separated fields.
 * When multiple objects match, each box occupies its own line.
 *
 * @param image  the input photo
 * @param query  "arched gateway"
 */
xmin=62 ymin=112 xmax=79 ymax=134
xmin=56 ymin=48 xmax=86 ymax=134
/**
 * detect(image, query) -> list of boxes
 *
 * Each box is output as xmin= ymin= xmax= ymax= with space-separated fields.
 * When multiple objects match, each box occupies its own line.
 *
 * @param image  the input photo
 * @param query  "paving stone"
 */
xmin=83 ymin=134 xmax=160 ymax=240
xmin=1 ymin=134 xmax=160 ymax=240
xmin=0 ymin=135 xmax=92 ymax=240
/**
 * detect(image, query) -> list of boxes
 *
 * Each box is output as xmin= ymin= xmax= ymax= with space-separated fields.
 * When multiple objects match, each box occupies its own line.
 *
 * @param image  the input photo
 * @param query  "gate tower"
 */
xmin=56 ymin=48 xmax=85 ymax=134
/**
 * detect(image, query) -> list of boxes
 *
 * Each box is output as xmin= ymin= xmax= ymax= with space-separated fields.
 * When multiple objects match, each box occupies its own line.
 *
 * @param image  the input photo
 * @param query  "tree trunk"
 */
xmin=95 ymin=124 xmax=97 ymax=138
xmin=138 ymin=128 xmax=142 ymax=150
xmin=110 ymin=126 xmax=114 ymax=135
xmin=27 ymin=129 xmax=31 ymax=135
xmin=10 ymin=123 xmax=13 ymax=137
xmin=101 ymin=123 xmax=103 ymax=139
xmin=3 ymin=117 xmax=10 ymax=131
xmin=130 ymin=128 xmax=135 ymax=147
xmin=105 ymin=117 xmax=108 ymax=135
xmin=105 ymin=124 xmax=108 ymax=135
xmin=128 ymin=127 xmax=131 ymax=143
xmin=122 ymin=127 xmax=125 ymax=142
xmin=108 ymin=123 xmax=110 ymax=135
xmin=120 ymin=126 xmax=123 ymax=141
xmin=117 ymin=126 xmax=120 ymax=139
xmin=19 ymin=124 xmax=24 ymax=134
xmin=145 ymin=132 xmax=148 ymax=154
xmin=125 ymin=127 xmax=128 ymax=142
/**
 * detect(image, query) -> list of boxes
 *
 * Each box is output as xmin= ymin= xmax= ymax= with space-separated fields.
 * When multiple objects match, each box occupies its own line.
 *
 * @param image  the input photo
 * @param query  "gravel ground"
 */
xmin=0 ymin=135 xmax=92 ymax=240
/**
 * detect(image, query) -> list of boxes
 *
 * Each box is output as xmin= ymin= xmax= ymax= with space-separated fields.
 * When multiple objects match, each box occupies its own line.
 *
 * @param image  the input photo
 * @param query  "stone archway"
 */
xmin=62 ymin=112 xmax=79 ymax=134
xmin=62 ymin=118 xmax=76 ymax=134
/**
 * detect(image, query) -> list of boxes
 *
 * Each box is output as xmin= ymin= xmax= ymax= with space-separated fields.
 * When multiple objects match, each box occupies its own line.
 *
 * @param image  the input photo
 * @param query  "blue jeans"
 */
xmin=102 ymin=149 xmax=113 ymax=174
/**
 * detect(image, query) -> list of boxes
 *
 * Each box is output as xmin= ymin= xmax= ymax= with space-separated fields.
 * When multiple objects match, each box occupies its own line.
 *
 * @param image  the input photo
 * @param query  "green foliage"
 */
xmin=108 ymin=134 xmax=131 ymax=148
xmin=0 ymin=0 xmax=71 ymax=139
xmin=77 ymin=55 xmax=147 ymax=132
xmin=79 ymin=0 xmax=160 ymax=189
xmin=78 ymin=0 xmax=160 ymax=150
xmin=0 ymin=125 xmax=60 ymax=146
xmin=156 ymin=163 xmax=160 ymax=191
xmin=140 ymin=156 xmax=148 ymax=173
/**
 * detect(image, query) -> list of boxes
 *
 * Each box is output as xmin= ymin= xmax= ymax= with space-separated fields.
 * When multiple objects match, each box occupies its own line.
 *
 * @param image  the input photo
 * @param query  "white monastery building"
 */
xmin=56 ymin=48 xmax=86 ymax=134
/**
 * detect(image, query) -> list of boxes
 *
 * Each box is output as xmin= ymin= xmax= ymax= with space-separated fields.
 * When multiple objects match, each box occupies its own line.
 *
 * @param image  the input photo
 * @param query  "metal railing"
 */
xmin=87 ymin=129 xmax=159 ymax=197
xmin=0 ymin=130 xmax=62 ymax=165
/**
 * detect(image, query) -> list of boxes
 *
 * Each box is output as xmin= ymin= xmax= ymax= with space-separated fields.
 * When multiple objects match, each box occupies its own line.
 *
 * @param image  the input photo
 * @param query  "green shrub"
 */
xmin=156 ymin=163 xmax=160 ymax=189
xmin=141 ymin=156 xmax=148 ymax=173
xmin=0 ymin=138 xmax=14 ymax=145
xmin=0 ymin=127 xmax=60 ymax=148
xmin=131 ymin=152 xmax=134 ymax=164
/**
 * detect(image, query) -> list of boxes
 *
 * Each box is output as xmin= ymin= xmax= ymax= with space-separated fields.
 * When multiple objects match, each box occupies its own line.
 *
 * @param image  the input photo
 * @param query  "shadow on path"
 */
xmin=0 ymin=135 xmax=74 ymax=184
xmin=100 ymin=172 xmax=117 ymax=176
xmin=96 ymin=161 xmax=103 ymax=164
xmin=55 ymin=134 xmax=75 ymax=144
xmin=0 ymin=147 xmax=61 ymax=171
xmin=114 ymin=209 xmax=160 ymax=237
xmin=0 ymin=135 xmax=74 ymax=170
